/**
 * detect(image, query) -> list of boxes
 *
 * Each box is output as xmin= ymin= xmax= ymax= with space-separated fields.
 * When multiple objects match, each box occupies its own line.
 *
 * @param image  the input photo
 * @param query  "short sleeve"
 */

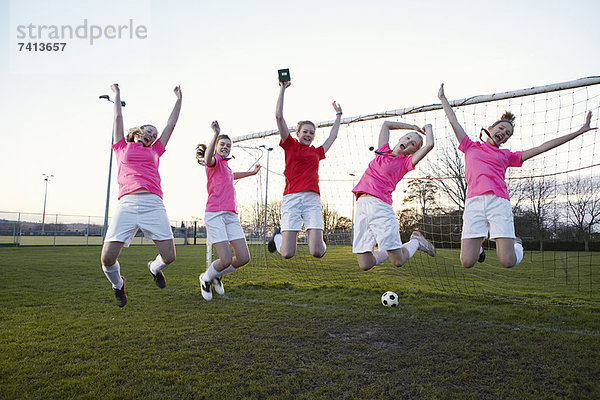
xmin=111 ymin=137 xmax=127 ymax=151
xmin=316 ymin=146 xmax=326 ymax=160
xmin=152 ymin=139 xmax=166 ymax=157
xmin=458 ymin=135 xmax=473 ymax=154
xmin=508 ymin=151 xmax=524 ymax=168
xmin=280 ymin=135 xmax=294 ymax=149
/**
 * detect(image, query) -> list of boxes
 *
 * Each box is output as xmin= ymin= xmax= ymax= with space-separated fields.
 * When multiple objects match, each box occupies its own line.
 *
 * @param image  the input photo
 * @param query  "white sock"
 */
xmin=479 ymin=246 xmax=484 ymax=255
xmin=321 ymin=241 xmax=327 ymax=256
xmin=102 ymin=261 xmax=123 ymax=289
xmin=514 ymin=241 xmax=524 ymax=266
xmin=149 ymin=254 xmax=167 ymax=275
xmin=373 ymin=249 xmax=389 ymax=266
xmin=274 ymin=233 xmax=283 ymax=254
xmin=217 ymin=265 xmax=236 ymax=278
xmin=402 ymin=239 xmax=419 ymax=259
xmin=203 ymin=259 xmax=220 ymax=281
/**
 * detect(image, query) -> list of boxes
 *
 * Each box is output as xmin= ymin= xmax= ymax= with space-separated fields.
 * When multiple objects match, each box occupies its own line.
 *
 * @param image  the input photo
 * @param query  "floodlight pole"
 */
xmin=41 ymin=173 xmax=53 ymax=234
xmin=99 ymin=95 xmax=125 ymax=242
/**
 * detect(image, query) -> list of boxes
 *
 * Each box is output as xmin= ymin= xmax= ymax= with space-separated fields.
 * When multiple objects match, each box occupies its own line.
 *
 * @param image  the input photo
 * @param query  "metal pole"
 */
xmin=41 ymin=174 xmax=53 ymax=234
xmin=99 ymin=94 xmax=125 ymax=242
xmin=349 ymin=173 xmax=355 ymax=244
xmin=102 ymin=131 xmax=114 ymax=241
xmin=262 ymin=147 xmax=272 ymax=245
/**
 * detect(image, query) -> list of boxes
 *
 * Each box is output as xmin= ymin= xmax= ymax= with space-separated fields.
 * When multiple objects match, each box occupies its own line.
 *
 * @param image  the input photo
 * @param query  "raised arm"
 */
xmin=378 ymin=121 xmax=423 ymax=148
xmin=275 ymin=82 xmax=291 ymax=142
xmin=204 ymin=121 xmax=220 ymax=167
xmin=111 ymin=83 xmax=124 ymax=143
xmin=159 ymin=86 xmax=182 ymax=147
xmin=411 ymin=124 xmax=435 ymax=166
xmin=521 ymin=111 xmax=596 ymax=162
xmin=321 ymin=101 xmax=343 ymax=153
xmin=234 ymin=164 xmax=262 ymax=180
xmin=438 ymin=83 xmax=468 ymax=143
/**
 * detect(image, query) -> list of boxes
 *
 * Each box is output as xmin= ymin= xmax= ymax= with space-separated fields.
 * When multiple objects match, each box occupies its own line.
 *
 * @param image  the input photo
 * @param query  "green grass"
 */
xmin=1 ymin=246 xmax=599 ymax=399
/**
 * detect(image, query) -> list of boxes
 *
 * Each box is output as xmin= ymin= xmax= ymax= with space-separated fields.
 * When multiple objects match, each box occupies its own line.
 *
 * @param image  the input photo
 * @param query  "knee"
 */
xmin=498 ymin=256 xmax=516 ymax=269
xmin=220 ymin=255 xmax=233 ymax=267
xmin=101 ymin=254 xmax=117 ymax=267
xmin=236 ymin=254 xmax=250 ymax=267
xmin=460 ymin=254 xmax=477 ymax=269
xmin=390 ymin=258 xmax=406 ymax=268
xmin=162 ymin=253 xmax=176 ymax=265
xmin=310 ymin=249 xmax=325 ymax=258
xmin=281 ymin=252 xmax=294 ymax=259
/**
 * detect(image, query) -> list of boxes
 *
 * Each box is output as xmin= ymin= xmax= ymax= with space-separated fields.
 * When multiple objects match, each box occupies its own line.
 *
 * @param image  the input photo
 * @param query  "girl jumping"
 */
xmin=438 ymin=83 xmax=596 ymax=268
xmin=197 ymin=121 xmax=261 ymax=301
xmin=267 ymin=80 xmax=342 ymax=259
xmin=352 ymin=121 xmax=437 ymax=271
xmin=100 ymin=83 xmax=182 ymax=307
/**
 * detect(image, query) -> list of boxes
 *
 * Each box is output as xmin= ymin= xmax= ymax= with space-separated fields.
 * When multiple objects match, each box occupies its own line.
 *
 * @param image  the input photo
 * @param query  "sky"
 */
xmin=1 ymin=0 xmax=599 ymax=222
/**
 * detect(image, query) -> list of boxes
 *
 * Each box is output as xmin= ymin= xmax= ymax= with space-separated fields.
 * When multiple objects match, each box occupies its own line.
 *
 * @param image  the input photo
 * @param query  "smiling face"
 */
xmin=296 ymin=122 xmax=316 ymax=146
xmin=216 ymin=137 xmax=232 ymax=158
xmin=488 ymin=121 xmax=513 ymax=146
xmin=135 ymin=125 xmax=158 ymax=147
xmin=392 ymin=132 xmax=423 ymax=156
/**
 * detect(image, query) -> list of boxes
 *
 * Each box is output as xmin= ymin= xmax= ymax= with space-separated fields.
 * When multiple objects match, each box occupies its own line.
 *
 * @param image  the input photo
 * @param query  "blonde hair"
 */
xmin=296 ymin=120 xmax=316 ymax=133
xmin=126 ymin=127 xmax=143 ymax=142
xmin=195 ymin=135 xmax=232 ymax=165
xmin=491 ymin=111 xmax=516 ymax=128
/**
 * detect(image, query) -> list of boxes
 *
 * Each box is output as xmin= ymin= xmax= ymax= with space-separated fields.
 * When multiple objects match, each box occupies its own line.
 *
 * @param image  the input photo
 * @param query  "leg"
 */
xmin=356 ymin=252 xmax=376 ymax=271
xmin=101 ymin=241 xmax=125 ymax=267
xmin=229 ymin=238 xmax=250 ymax=268
xmin=154 ymin=239 xmax=176 ymax=264
xmin=307 ymin=229 xmax=326 ymax=258
xmin=495 ymin=238 xmax=517 ymax=268
xmin=460 ymin=237 xmax=485 ymax=268
xmin=212 ymin=241 xmax=234 ymax=271
xmin=387 ymin=247 xmax=410 ymax=267
xmin=280 ymin=231 xmax=298 ymax=259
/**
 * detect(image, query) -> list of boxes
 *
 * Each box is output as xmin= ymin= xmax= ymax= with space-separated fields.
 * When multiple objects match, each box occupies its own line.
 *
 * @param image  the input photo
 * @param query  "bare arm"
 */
xmin=438 ymin=83 xmax=468 ymax=143
xmin=111 ymin=84 xmax=124 ymax=143
xmin=521 ymin=111 xmax=596 ymax=162
xmin=159 ymin=86 xmax=182 ymax=147
xmin=321 ymin=101 xmax=343 ymax=153
xmin=411 ymin=124 xmax=435 ymax=166
xmin=275 ymin=82 xmax=291 ymax=142
xmin=204 ymin=121 xmax=220 ymax=167
xmin=378 ymin=121 xmax=423 ymax=148
xmin=234 ymin=164 xmax=262 ymax=180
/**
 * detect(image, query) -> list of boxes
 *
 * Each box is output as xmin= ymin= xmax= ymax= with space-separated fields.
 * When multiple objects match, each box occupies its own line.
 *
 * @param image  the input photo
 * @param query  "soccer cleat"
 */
xmin=478 ymin=248 xmax=486 ymax=263
xmin=199 ymin=273 xmax=213 ymax=301
xmin=410 ymin=231 xmax=436 ymax=257
xmin=148 ymin=261 xmax=166 ymax=289
xmin=267 ymin=228 xmax=281 ymax=253
xmin=113 ymin=277 xmax=127 ymax=307
xmin=212 ymin=276 xmax=225 ymax=296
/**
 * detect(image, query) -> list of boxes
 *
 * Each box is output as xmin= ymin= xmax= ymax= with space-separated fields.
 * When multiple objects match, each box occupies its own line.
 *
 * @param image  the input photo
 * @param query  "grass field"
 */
xmin=1 ymin=245 xmax=599 ymax=399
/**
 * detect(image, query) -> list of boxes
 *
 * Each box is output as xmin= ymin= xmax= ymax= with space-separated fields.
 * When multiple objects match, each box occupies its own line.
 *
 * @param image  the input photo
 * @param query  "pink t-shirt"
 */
xmin=352 ymin=144 xmax=415 ymax=205
xmin=459 ymin=135 xmax=523 ymax=200
xmin=112 ymin=138 xmax=165 ymax=199
xmin=280 ymin=135 xmax=326 ymax=195
xmin=205 ymin=153 xmax=237 ymax=213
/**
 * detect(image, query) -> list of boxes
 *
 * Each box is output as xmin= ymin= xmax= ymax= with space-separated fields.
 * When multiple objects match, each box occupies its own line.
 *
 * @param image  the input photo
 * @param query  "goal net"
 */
xmin=213 ymin=77 xmax=600 ymax=304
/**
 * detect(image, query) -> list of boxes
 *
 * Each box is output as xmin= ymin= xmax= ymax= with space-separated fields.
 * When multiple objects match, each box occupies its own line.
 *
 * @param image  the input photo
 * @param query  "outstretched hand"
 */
xmin=438 ymin=83 xmax=445 ymax=100
xmin=111 ymin=83 xmax=120 ymax=94
xmin=418 ymin=124 xmax=432 ymax=135
xmin=279 ymin=81 xmax=291 ymax=89
xmin=332 ymin=101 xmax=342 ymax=114
xmin=174 ymin=85 xmax=182 ymax=100
xmin=253 ymin=164 xmax=262 ymax=174
xmin=211 ymin=120 xmax=220 ymax=135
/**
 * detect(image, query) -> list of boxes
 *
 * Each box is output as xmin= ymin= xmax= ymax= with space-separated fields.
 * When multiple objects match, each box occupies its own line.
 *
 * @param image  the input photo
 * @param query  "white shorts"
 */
xmin=105 ymin=193 xmax=174 ymax=247
xmin=352 ymin=195 xmax=403 ymax=253
xmin=462 ymin=194 xmax=516 ymax=240
xmin=205 ymin=211 xmax=245 ymax=245
xmin=281 ymin=192 xmax=324 ymax=231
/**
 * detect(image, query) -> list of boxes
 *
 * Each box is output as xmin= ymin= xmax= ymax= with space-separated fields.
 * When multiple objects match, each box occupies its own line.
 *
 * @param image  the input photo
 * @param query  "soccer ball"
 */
xmin=381 ymin=291 xmax=399 ymax=307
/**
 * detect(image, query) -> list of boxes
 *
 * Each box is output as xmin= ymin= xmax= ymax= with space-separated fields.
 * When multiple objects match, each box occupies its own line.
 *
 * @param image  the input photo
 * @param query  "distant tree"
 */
xmin=402 ymin=177 xmax=437 ymax=226
xmin=520 ymin=176 xmax=554 ymax=251
xmin=565 ymin=176 xmax=600 ymax=251
xmin=429 ymin=146 xmax=467 ymax=212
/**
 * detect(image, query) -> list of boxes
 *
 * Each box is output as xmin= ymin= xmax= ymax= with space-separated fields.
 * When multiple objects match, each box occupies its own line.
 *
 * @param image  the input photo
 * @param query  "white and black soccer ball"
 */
xmin=381 ymin=291 xmax=399 ymax=307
